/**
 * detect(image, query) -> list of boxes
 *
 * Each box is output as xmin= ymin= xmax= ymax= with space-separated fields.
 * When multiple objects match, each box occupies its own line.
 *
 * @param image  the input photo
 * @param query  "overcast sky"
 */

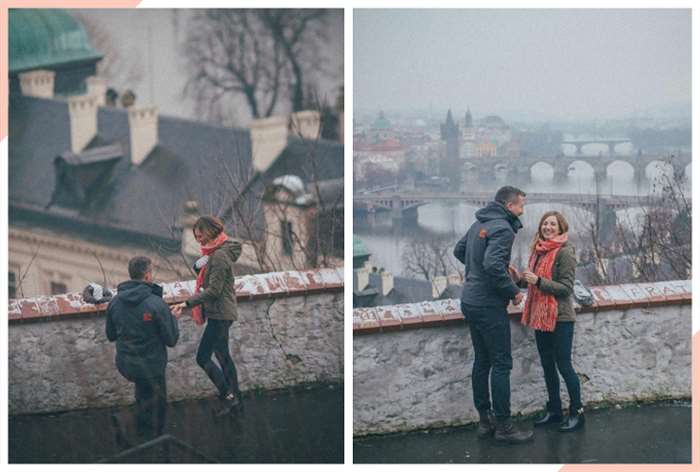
xmin=354 ymin=9 xmax=691 ymax=121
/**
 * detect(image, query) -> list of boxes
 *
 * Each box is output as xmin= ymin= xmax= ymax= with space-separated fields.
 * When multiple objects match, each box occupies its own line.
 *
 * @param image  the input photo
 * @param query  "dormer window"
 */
xmin=49 ymin=143 xmax=122 ymax=209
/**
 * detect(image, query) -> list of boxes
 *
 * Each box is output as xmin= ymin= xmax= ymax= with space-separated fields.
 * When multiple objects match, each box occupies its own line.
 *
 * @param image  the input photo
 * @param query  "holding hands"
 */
xmin=171 ymin=302 xmax=187 ymax=318
xmin=521 ymin=270 xmax=539 ymax=285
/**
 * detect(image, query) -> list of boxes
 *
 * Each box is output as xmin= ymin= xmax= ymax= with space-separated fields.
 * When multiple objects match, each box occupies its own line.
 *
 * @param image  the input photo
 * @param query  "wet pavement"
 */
xmin=354 ymin=401 xmax=691 ymax=464
xmin=10 ymin=382 xmax=343 ymax=463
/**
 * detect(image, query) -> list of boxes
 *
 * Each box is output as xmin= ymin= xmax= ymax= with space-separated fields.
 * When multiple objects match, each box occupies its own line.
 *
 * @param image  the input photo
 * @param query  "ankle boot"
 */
xmin=476 ymin=410 xmax=496 ymax=438
xmin=215 ymin=392 xmax=242 ymax=417
xmin=494 ymin=418 xmax=534 ymax=444
xmin=533 ymin=409 xmax=563 ymax=426
xmin=559 ymin=408 xmax=585 ymax=432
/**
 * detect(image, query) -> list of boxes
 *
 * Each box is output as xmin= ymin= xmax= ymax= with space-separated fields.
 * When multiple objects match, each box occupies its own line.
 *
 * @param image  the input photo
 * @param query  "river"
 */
xmin=354 ymin=152 xmax=691 ymax=277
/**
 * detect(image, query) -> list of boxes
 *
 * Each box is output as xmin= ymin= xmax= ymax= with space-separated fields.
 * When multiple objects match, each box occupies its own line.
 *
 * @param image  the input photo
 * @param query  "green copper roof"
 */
xmin=371 ymin=111 xmax=391 ymax=130
xmin=9 ymin=9 xmax=103 ymax=73
xmin=353 ymin=236 xmax=371 ymax=259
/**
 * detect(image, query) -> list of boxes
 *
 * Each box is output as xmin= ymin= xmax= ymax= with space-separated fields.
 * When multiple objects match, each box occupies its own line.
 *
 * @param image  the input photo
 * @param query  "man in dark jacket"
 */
xmin=106 ymin=256 xmax=179 ymax=439
xmin=454 ymin=185 xmax=533 ymax=444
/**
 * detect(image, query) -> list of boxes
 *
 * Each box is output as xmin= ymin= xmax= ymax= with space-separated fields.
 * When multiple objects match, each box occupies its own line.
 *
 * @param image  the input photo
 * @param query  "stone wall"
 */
xmin=9 ymin=269 xmax=343 ymax=414
xmin=353 ymin=280 xmax=691 ymax=436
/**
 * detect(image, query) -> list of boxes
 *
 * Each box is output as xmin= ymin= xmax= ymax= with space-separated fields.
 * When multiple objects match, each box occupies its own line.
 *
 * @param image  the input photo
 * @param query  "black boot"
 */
xmin=476 ymin=410 xmax=496 ymax=438
xmin=533 ymin=409 xmax=563 ymax=427
xmin=559 ymin=408 xmax=585 ymax=432
xmin=494 ymin=417 xmax=534 ymax=444
xmin=215 ymin=392 xmax=242 ymax=417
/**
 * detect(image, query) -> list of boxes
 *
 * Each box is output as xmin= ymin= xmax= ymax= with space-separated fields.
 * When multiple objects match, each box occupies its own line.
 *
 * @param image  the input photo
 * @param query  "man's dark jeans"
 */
xmin=535 ymin=321 xmax=582 ymax=413
xmin=462 ymin=302 xmax=513 ymax=419
xmin=197 ymin=318 xmax=240 ymax=397
xmin=133 ymin=375 xmax=167 ymax=438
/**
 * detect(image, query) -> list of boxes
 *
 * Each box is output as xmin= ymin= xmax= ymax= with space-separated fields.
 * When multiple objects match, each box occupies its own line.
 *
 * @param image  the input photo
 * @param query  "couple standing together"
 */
xmin=106 ymin=216 xmax=243 ymax=439
xmin=454 ymin=185 xmax=584 ymax=444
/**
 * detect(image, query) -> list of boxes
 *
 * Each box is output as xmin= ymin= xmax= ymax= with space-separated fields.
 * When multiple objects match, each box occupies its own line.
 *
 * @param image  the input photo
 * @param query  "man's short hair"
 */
xmin=128 ymin=256 xmax=152 ymax=280
xmin=495 ymin=186 xmax=526 ymax=205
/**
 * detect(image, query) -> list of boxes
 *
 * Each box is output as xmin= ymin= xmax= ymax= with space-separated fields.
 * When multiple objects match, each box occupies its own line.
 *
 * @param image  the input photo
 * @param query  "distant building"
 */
xmin=440 ymin=109 xmax=461 ymax=189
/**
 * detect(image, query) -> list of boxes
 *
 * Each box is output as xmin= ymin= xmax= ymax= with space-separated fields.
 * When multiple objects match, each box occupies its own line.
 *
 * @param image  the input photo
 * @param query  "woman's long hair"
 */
xmin=529 ymin=210 xmax=569 ymax=253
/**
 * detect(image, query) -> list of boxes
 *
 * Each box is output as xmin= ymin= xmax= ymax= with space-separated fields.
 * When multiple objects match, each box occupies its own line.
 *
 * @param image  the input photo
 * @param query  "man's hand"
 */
xmin=171 ymin=302 xmax=186 ymax=319
xmin=513 ymin=292 xmax=524 ymax=305
xmin=521 ymin=270 xmax=539 ymax=285
xmin=508 ymin=264 xmax=521 ymax=282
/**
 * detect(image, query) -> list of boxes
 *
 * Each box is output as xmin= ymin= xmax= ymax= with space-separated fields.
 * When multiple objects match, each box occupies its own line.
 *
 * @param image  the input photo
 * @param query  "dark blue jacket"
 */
xmin=454 ymin=201 xmax=523 ymax=307
xmin=106 ymin=280 xmax=179 ymax=380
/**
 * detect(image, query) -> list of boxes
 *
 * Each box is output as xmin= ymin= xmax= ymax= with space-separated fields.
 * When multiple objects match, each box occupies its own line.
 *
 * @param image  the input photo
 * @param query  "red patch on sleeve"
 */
xmin=479 ymin=229 xmax=488 ymax=239
xmin=143 ymin=312 xmax=153 ymax=321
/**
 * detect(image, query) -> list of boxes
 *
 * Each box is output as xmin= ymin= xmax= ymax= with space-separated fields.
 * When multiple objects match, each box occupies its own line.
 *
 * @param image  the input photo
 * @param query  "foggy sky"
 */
xmin=354 ymin=9 xmax=691 ymax=121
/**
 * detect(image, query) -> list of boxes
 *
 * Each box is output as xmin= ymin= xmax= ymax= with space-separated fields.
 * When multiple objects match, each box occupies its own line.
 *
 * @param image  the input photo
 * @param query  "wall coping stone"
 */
xmin=353 ymin=279 xmax=691 ymax=335
xmin=9 ymin=268 xmax=344 ymax=324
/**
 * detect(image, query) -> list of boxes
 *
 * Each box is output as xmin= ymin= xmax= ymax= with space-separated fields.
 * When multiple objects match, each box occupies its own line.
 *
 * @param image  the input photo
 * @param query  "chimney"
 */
xmin=379 ymin=271 xmax=393 ymax=296
xmin=289 ymin=110 xmax=321 ymax=140
xmin=432 ymin=276 xmax=448 ymax=299
xmin=86 ymin=76 xmax=108 ymax=106
xmin=67 ymin=94 xmax=98 ymax=153
xmin=128 ymin=105 xmax=158 ymax=166
xmin=354 ymin=267 xmax=369 ymax=293
xmin=250 ymin=110 xmax=322 ymax=174
xmin=19 ymin=69 xmax=55 ymax=98
xmin=250 ymin=115 xmax=289 ymax=173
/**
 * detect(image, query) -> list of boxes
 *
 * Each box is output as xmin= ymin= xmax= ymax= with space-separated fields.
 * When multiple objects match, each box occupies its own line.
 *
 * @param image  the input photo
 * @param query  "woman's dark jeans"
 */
xmin=196 ymin=318 xmax=240 ymax=397
xmin=535 ymin=321 xmax=582 ymax=414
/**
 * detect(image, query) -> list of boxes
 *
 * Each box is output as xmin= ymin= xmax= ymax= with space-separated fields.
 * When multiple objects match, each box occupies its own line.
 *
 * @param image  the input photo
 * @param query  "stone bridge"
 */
xmin=462 ymin=152 xmax=691 ymax=183
xmin=560 ymin=137 xmax=631 ymax=155
xmin=353 ymin=191 xmax=676 ymax=220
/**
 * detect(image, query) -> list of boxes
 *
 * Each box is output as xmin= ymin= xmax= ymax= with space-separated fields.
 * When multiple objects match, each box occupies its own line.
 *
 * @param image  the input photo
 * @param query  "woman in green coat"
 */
xmin=515 ymin=210 xmax=584 ymax=432
xmin=173 ymin=216 xmax=243 ymax=416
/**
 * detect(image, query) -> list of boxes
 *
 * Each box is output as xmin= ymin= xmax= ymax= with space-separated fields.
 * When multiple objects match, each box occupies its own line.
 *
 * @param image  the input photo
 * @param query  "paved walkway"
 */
xmin=354 ymin=401 xmax=690 ymax=464
xmin=10 ymin=383 xmax=343 ymax=463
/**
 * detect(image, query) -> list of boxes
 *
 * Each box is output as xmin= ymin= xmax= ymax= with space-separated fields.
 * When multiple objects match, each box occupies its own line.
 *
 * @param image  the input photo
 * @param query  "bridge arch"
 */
xmin=567 ymin=160 xmax=595 ymax=178
xmin=529 ymin=161 xmax=555 ymax=180
xmin=644 ymin=160 xmax=674 ymax=180
xmin=606 ymin=160 xmax=636 ymax=180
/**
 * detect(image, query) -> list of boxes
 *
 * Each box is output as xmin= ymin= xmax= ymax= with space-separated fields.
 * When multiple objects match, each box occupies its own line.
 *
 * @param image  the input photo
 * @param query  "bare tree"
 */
xmin=578 ymin=155 xmax=691 ymax=285
xmin=184 ymin=10 xmax=284 ymax=125
xmin=402 ymin=236 xmax=462 ymax=281
xmin=615 ymin=157 xmax=691 ymax=281
xmin=183 ymin=9 xmax=336 ymax=125
xmin=259 ymin=9 xmax=331 ymax=112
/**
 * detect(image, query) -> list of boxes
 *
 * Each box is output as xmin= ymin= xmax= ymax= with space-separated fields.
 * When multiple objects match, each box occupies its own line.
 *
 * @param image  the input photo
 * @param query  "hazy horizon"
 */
xmin=354 ymin=9 xmax=691 ymax=122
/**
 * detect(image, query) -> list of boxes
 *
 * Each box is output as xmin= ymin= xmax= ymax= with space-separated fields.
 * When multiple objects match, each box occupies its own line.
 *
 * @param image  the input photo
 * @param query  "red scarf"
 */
xmin=520 ymin=233 xmax=568 ymax=332
xmin=192 ymin=232 xmax=229 ymax=325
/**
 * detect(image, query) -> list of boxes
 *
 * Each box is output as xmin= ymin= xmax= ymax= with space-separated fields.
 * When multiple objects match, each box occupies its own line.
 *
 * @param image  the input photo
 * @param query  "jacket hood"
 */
xmin=217 ymin=239 xmax=240 ymax=260
xmin=476 ymin=201 xmax=523 ymax=232
xmin=116 ymin=280 xmax=162 ymax=305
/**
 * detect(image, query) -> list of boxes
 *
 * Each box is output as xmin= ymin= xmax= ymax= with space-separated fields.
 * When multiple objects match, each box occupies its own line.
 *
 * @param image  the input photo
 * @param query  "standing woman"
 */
xmin=517 ymin=211 xmax=584 ymax=432
xmin=173 ymin=216 xmax=243 ymax=416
